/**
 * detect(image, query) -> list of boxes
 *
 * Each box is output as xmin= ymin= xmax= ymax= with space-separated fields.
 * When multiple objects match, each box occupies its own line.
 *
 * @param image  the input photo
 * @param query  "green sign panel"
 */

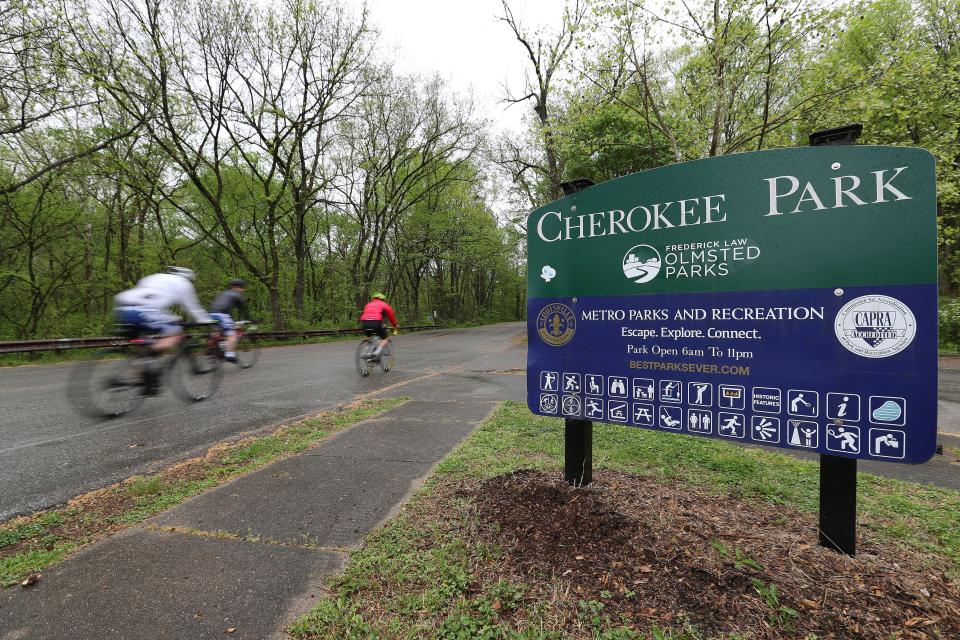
xmin=528 ymin=146 xmax=936 ymax=298
xmin=527 ymin=146 xmax=939 ymax=463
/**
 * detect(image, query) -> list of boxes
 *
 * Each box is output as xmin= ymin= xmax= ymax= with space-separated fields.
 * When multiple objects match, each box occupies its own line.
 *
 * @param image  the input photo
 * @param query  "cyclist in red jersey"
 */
xmin=359 ymin=293 xmax=399 ymax=359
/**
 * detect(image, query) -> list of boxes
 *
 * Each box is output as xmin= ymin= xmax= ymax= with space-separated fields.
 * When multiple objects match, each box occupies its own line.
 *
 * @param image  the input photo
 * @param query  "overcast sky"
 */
xmin=346 ymin=0 xmax=568 ymax=135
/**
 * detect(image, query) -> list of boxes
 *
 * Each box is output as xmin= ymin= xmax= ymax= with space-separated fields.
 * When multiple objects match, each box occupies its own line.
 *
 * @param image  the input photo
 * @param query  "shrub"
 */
xmin=939 ymin=297 xmax=960 ymax=352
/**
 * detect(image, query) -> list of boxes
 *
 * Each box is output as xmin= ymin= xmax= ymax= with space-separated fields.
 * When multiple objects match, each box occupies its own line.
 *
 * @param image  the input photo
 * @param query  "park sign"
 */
xmin=526 ymin=146 xmax=938 ymax=464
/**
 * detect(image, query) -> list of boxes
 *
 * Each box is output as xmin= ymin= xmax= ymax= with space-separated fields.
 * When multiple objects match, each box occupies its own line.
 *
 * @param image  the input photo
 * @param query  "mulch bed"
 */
xmin=467 ymin=469 xmax=960 ymax=639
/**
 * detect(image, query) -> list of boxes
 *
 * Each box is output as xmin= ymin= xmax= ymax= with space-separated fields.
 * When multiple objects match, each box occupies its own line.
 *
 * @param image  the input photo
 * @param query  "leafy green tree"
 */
xmin=798 ymin=0 xmax=960 ymax=291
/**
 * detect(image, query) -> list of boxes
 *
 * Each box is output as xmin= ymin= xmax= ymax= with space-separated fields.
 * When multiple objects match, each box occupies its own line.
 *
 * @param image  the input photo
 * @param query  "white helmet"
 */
xmin=166 ymin=266 xmax=196 ymax=281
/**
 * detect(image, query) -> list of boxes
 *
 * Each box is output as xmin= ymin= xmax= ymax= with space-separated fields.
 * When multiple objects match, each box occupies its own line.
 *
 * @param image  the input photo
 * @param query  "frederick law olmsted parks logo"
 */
xmin=536 ymin=303 xmax=576 ymax=346
xmin=622 ymin=245 xmax=662 ymax=283
xmin=835 ymin=294 xmax=916 ymax=358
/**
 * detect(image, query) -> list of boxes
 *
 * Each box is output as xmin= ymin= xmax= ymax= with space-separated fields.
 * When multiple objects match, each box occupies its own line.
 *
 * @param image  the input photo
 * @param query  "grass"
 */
xmin=291 ymin=400 xmax=960 ymax=639
xmin=0 ymin=396 xmax=406 ymax=587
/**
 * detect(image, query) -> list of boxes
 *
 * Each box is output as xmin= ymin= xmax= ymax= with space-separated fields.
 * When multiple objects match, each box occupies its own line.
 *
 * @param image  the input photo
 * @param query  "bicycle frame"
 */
xmin=205 ymin=321 xmax=249 ymax=358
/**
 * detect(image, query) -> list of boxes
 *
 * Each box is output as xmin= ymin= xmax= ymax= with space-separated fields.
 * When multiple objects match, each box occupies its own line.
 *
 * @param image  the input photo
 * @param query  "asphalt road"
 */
xmin=938 ymin=360 xmax=960 ymax=435
xmin=1 ymin=326 xmax=958 ymax=521
xmin=0 ymin=324 xmax=526 ymax=520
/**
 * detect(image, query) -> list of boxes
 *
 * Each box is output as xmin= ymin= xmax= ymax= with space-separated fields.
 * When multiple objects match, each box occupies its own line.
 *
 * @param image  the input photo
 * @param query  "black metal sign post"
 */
xmin=810 ymin=124 xmax=862 ymax=556
xmin=565 ymin=419 xmax=593 ymax=486
xmin=818 ymin=449 xmax=857 ymax=554
xmin=558 ymin=179 xmax=597 ymax=488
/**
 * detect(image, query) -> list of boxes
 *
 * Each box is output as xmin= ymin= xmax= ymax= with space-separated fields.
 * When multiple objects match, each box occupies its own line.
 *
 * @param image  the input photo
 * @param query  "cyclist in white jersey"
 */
xmin=114 ymin=266 xmax=212 ymax=354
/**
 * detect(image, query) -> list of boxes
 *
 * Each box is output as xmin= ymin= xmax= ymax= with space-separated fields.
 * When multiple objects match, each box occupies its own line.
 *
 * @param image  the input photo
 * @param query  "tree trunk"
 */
xmin=292 ymin=200 xmax=307 ymax=321
xmin=267 ymin=274 xmax=283 ymax=329
xmin=135 ymin=197 xmax=147 ymax=282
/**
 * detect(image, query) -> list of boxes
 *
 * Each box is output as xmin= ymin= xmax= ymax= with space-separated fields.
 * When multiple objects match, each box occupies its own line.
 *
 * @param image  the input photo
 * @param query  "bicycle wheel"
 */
xmin=379 ymin=341 xmax=394 ymax=372
xmin=235 ymin=332 xmax=261 ymax=369
xmin=355 ymin=339 xmax=372 ymax=377
xmin=67 ymin=347 xmax=146 ymax=418
xmin=169 ymin=340 xmax=224 ymax=402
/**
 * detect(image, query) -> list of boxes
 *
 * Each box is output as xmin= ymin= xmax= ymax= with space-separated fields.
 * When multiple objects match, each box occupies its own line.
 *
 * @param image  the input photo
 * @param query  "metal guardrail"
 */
xmin=0 ymin=325 xmax=443 ymax=355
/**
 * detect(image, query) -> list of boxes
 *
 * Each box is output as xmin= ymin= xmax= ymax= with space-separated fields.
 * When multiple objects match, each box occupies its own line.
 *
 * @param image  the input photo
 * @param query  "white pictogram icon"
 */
xmin=826 ymin=425 xmax=860 ymax=454
xmin=539 ymin=394 xmax=558 ymax=414
xmin=717 ymin=412 xmax=745 ymax=438
xmin=870 ymin=428 xmax=905 ymax=459
xmin=562 ymin=373 xmax=581 ymax=393
xmin=752 ymin=387 xmax=782 ymax=414
xmin=718 ymin=385 xmax=745 ymax=410
xmin=787 ymin=420 xmax=818 ymax=448
xmin=561 ymin=395 xmax=581 ymax=416
xmin=632 ymin=402 xmax=654 ymax=426
xmin=608 ymin=400 xmax=628 ymax=422
xmin=632 ymin=378 xmax=655 ymax=400
xmin=660 ymin=379 xmax=682 ymax=403
xmin=540 ymin=265 xmax=557 ymax=282
xmin=585 ymin=375 xmax=604 ymax=396
xmin=660 ymin=405 xmax=682 ymax=429
xmin=540 ymin=371 xmax=559 ymax=392
xmin=687 ymin=409 xmax=712 ymax=434
xmin=787 ymin=390 xmax=819 ymax=417
xmin=688 ymin=382 xmax=713 ymax=407
xmin=827 ymin=393 xmax=861 ymax=422
xmin=608 ymin=376 xmax=628 ymax=398
xmin=584 ymin=397 xmax=604 ymax=419
xmin=751 ymin=416 xmax=780 ymax=443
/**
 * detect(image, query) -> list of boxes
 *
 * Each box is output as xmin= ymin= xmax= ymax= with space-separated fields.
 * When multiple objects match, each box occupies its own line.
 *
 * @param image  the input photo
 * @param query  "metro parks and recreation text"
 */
xmin=582 ymin=306 xmax=825 ymax=322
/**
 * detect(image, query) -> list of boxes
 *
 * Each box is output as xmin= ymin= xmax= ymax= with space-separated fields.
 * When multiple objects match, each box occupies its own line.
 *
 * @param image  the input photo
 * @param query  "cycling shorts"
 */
xmin=209 ymin=312 xmax=235 ymax=335
xmin=361 ymin=319 xmax=387 ymax=340
xmin=115 ymin=307 xmax=180 ymax=337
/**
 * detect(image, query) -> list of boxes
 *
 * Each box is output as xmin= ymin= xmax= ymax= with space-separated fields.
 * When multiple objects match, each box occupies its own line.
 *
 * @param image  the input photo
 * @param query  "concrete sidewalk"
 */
xmin=0 ymin=366 xmax=525 ymax=640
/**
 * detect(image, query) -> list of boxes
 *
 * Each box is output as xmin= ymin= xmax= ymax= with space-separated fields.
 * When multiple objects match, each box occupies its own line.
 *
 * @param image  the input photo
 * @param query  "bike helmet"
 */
xmin=229 ymin=278 xmax=246 ymax=288
xmin=372 ymin=292 xmax=386 ymax=300
xmin=167 ymin=266 xmax=196 ymax=281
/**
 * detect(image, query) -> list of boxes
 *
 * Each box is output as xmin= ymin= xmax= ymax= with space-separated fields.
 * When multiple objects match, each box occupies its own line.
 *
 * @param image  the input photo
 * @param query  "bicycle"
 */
xmin=355 ymin=334 xmax=394 ymax=377
xmin=67 ymin=322 xmax=224 ymax=418
xmin=205 ymin=320 xmax=261 ymax=369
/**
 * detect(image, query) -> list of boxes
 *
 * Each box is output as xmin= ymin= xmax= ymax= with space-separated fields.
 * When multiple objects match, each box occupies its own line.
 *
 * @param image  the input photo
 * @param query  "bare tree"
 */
xmin=498 ymin=0 xmax=586 ymax=202
xmin=0 ymin=0 xmax=143 ymax=195
xmin=331 ymin=73 xmax=484 ymax=305
xmin=226 ymin=0 xmax=374 ymax=320
xmin=68 ymin=0 xmax=375 ymax=327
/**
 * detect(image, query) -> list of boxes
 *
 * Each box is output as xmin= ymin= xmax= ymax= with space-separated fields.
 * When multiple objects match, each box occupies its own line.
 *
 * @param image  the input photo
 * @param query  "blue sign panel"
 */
xmin=526 ymin=147 xmax=938 ymax=464
xmin=527 ymin=284 xmax=936 ymax=462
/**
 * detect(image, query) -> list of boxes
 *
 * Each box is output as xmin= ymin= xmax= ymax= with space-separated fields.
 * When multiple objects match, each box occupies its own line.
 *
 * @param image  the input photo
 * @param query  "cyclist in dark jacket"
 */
xmin=209 ymin=279 xmax=248 ymax=362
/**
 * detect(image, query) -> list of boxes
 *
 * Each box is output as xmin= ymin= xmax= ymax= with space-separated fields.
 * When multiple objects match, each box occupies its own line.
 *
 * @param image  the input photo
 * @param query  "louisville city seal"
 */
xmin=835 ymin=295 xmax=916 ymax=358
xmin=536 ymin=303 xmax=576 ymax=346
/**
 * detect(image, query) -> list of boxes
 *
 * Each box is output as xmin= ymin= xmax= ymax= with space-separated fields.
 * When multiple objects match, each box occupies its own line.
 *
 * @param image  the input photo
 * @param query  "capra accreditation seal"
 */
xmin=835 ymin=295 xmax=916 ymax=358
